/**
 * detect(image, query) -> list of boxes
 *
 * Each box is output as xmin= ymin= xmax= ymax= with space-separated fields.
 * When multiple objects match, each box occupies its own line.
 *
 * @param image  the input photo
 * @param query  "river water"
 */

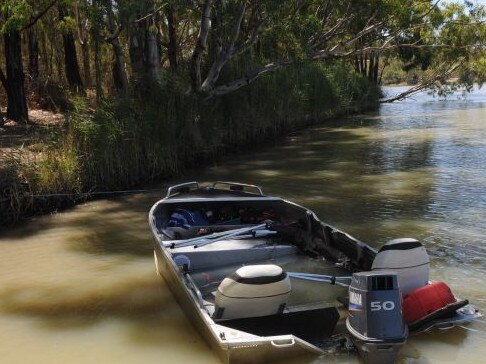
xmin=1 ymin=87 xmax=485 ymax=363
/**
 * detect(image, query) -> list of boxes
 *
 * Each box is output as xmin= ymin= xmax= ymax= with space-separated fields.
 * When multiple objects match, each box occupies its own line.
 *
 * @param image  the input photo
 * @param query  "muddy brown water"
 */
xmin=1 ymin=87 xmax=485 ymax=363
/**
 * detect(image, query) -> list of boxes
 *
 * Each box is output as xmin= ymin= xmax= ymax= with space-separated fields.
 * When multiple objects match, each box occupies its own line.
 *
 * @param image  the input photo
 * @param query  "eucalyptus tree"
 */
xmin=184 ymin=0 xmax=486 ymax=99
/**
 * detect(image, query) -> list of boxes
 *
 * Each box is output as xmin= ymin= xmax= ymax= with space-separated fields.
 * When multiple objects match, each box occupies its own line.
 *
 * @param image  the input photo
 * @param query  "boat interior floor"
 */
xmin=187 ymin=252 xmax=350 ymax=313
xmin=218 ymin=304 xmax=341 ymax=346
xmin=166 ymin=228 xmax=351 ymax=343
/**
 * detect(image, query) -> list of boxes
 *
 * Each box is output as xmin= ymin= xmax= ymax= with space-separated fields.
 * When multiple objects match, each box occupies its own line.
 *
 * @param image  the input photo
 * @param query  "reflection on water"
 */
xmin=1 ymin=87 xmax=485 ymax=363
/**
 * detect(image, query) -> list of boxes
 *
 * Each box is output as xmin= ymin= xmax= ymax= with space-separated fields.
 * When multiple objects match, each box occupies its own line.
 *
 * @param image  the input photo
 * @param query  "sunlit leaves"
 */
xmin=0 ymin=0 xmax=32 ymax=32
xmin=57 ymin=14 xmax=76 ymax=33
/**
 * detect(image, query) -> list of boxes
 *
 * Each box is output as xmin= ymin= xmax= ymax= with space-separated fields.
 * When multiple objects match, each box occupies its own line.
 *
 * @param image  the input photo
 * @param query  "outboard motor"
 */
xmin=372 ymin=238 xmax=430 ymax=295
xmin=346 ymin=271 xmax=408 ymax=364
xmin=214 ymin=264 xmax=291 ymax=320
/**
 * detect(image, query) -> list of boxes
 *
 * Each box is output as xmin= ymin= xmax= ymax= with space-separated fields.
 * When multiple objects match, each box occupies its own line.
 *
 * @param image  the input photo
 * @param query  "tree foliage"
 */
xmin=1 ymin=0 xmax=486 ymax=122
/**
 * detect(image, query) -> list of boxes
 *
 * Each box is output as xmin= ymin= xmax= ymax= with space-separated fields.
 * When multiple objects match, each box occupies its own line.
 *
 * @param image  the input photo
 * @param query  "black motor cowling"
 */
xmin=346 ymin=271 xmax=408 ymax=364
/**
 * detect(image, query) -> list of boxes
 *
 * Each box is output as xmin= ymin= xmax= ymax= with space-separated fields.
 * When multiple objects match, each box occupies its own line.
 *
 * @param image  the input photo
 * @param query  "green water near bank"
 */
xmin=1 ymin=87 xmax=485 ymax=363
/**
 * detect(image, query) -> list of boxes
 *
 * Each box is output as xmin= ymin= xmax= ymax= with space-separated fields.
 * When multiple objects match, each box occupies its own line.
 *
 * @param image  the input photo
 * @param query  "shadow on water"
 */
xmin=66 ymin=195 xmax=158 ymax=257
xmin=0 ymin=191 xmax=164 ymax=256
xmin=0 ymin=277 xmax=169 ymax=330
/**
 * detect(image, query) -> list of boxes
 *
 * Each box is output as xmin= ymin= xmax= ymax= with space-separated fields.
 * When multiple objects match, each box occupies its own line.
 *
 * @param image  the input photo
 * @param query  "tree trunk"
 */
xmin=354 ymin=55 xmax=360 ymax=74
xmin=129 ymin=31 xmax=145 ymax=76
xmin=58 ymin=4 xmax=84 ymax=92
xmin=128 ymin=4 xmax=161 ymax=84
xmin=144 ymin=18 xmax=161 ymax=79
xmin=200 ymin=2 xmax=246 ymax=92
xmin=93 ymin=36 xmax=103 ymax=101
xmin=4 ymin=31 xmax=29 ymax=123
xmin=40 ymin=30 xmax=52 ymax=77
xmin=0 ymin=68 xmax=5 ymax=126
xmin=28 ymin=27 xmax=39 ymax=82
xmin=166 ymin=6 xmax=178 ymax=72
xmin=368 ymin=53 xmax=375 ymax=81
xmin=91 ymin=0 xmax=104 ymax=101
xmin=80 ymin=42 xmax=91 ymax=87
xmin=372 ymin=53 xmax=379 ymax=84
xmin=191 ymin=0 xmax=211 ymax=91
xmin=75 ymin=0 xmax=91 ymax=87
xmin=106 ymin=0 xmax=129 ymax=95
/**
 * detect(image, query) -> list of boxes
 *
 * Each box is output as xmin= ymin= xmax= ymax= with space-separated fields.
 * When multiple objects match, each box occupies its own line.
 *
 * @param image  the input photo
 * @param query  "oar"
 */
xmin=191 ymin=223 xmax=271 ymax=248
xmin=163 ymin=223 xmax=269 ymax=248
xmin=289 ymin=272 xmax=352 ymax=287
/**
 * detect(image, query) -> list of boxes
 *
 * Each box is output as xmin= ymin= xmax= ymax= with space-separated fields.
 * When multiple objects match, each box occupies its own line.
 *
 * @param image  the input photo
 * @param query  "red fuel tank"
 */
xmin=402 ymin=281 xmax=456 ymax=324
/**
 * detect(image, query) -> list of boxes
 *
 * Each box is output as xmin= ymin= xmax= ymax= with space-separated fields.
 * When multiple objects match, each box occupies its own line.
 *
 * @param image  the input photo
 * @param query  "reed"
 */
xmin=0 ymin=62 xmax=379 ymax=228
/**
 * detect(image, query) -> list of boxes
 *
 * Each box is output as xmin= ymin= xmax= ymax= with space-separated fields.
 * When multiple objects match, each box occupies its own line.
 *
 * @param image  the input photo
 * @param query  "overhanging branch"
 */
xmin=380 ymin=61 xmax=463 ymax=103
xmin=205 ymin=60 xmax=292 ymax=99
xmin=21 ymin=0 xmax=58 ymax=31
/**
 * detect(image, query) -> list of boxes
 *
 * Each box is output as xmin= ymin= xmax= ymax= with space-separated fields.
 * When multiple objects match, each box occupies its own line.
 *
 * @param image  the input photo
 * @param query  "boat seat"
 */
xmin=170 ymin=238 xmax=298 ymax=271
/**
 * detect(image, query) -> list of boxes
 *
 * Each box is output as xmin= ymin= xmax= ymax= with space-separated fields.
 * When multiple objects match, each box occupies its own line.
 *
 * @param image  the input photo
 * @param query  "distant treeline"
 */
xmin=1 ymin=0 xmax=486 ymax=227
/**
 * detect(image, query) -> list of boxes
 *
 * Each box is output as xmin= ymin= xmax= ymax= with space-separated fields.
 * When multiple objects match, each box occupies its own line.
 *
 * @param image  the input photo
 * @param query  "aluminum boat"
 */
xmin=149 ymin=181 xmax=481 ymax=363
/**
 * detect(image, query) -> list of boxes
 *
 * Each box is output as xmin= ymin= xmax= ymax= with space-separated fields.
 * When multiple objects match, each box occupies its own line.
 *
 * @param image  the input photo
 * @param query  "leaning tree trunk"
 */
xmin=4 ymin=31 xmax=29 ymax=123
xmin=58 ymin=4 xmax=84 ymax=92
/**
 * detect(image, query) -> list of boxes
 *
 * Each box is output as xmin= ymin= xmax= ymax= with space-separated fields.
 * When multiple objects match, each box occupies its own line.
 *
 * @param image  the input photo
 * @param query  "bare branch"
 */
xmin=135 ymin=3 xmax=167 ymax=23
xmin=200 ymin=2 xmax=247 ymax=92
xmin=205 ymin=60 xmax=293 ymax=99
xmin=381 ymin=62 xmax=463 ymax=103
xmin=311 ymin=14 xmax=353 ymax=50
xmin=234 ymin=13 xmax=267 ymax=57
xmin=314 ymin=42 xmax=475 ymax=60
xmin=229 ymin=2 xmax=248 ymax=56
xmin=342 ymin=21 xmax=384 ymax=47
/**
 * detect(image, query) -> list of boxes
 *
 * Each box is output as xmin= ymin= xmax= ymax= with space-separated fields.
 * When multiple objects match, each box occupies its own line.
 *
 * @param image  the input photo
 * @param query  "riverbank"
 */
xmin=0 ymin=64 xmax=380 ymax=229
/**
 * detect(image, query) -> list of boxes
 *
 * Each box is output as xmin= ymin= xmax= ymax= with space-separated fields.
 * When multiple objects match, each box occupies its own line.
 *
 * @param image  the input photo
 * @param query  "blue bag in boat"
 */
xmin=168 ymin=209 xmax=208 ymax=229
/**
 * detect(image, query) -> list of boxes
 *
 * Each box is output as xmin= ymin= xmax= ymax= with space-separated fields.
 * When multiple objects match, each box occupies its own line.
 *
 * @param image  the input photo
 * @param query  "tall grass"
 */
xmin=0 ymin=62 xmax=379 ymax=228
